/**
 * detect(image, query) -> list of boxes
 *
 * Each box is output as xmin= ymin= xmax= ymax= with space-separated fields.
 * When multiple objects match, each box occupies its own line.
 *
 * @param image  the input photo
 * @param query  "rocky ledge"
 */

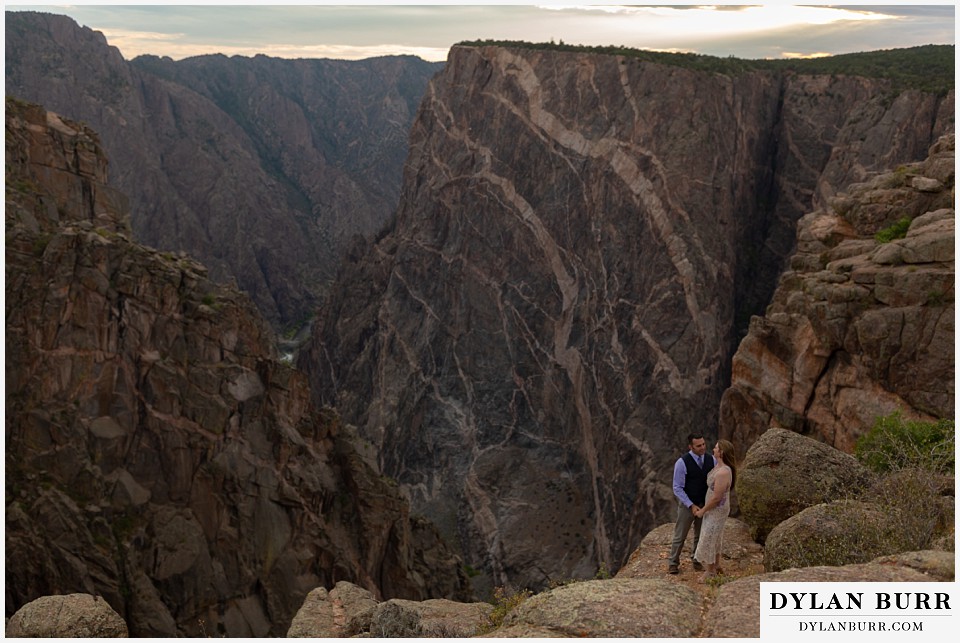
xmin=8 ymin=423 xmax=953 ymax=637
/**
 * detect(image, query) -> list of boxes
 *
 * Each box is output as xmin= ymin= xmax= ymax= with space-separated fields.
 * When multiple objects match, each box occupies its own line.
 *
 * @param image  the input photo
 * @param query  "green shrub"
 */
xmin=704 ymin=573 xmax=736 ymax=589
xmin=874 ymin=217 xmax=912 ymax=243
xmin=855 ymin=411 xmax=954 ymax=474
xmin=476 ymin=586 xmax=532 ymax=634
xmin=871 ymin=469 xmax=948 ymax=549
xmin=880 ymin=165 xmax=914 ymax=188
xmin=926 ymin=290 xmax=952 ymax=306
xmin=594 ymin=563 xmax=611 ymax=580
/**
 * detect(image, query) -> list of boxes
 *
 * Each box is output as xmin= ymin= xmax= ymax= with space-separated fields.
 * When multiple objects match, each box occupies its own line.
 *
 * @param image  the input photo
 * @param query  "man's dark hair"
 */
xmin=687 ymin=433 xmax=705 ymax=445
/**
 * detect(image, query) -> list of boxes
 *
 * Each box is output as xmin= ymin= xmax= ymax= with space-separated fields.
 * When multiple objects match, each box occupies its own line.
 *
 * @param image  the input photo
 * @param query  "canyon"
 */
xmin=5 ymin=10 xmax=442 ymax=331
xmin=300 ymin=43 xmax=953 ymax=592
xmin=5 ymin=9 xmax=954 ymax=626
xmin=5 ymin=97 xmax=468 ymax=636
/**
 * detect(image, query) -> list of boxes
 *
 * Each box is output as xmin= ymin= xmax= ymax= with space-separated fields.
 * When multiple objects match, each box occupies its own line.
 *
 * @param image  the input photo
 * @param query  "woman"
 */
xmin=692 ymin=439 xmax=738 ymax=581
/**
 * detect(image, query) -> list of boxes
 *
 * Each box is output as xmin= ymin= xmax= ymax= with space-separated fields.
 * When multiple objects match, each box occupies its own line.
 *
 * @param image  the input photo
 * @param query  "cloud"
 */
xmin=839 ymin=5 xmax=955 ymax=19
xmin=6 ymin=2 xmax=954 ymax=62
xmin=96 ymin=28 xmax=185 ymax=44
xmin=780 ymin=51 xmax=834 ymax=59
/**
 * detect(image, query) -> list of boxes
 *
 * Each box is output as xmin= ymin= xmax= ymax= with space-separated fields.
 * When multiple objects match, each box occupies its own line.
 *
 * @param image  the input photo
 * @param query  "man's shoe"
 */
xmin=668 ymin=565 xmax=679 ymax=575
xmin=692 ymin=561 xmax=704 ymax=571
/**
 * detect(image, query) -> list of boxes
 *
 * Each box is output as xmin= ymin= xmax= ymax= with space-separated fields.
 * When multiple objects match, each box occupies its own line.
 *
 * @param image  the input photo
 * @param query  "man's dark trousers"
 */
xmin=668 ymin=502 xmax=702 ymax=568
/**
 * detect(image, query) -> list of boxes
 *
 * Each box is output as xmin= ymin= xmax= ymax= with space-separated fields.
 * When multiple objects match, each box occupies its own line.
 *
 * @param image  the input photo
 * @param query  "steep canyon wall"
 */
xmin=5 ymin=10 xmax=442 ymax=329
xmin=301 ymin=44 xmax=954 ymax=591
xmin=5 ymin=98 xmax=468 ymax=636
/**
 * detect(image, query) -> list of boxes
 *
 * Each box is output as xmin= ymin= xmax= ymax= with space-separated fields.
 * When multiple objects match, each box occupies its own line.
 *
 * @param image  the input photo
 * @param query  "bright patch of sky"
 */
xmin=5 ymin=2 xmax=956 ymax=62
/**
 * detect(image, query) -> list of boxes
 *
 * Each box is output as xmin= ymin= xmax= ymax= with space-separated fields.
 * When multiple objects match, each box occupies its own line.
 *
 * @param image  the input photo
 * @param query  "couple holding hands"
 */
xmin=667 ymin=433 xmax=739 ymax=582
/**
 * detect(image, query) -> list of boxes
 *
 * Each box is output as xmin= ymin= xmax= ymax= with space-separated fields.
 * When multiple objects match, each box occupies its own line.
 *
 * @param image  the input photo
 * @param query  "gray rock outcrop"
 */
xmin=763 ymin=500 xmax=908 ymax=571
xmin=492 ymin=578 xmax=701 ymax=638
xmin=762 ymin=464 xmax=954 ymax=571
xmin=287 ymin=582 xmax=378 ymax=638
xmin=287 ymin=581 xmax=492 ymax=637
xmin=360 ymin=598 xmax=492 ymax=637
xmin=736 ymin=428 xmax=874 ymax=542
xmin=870 ymin=550 xmax=955 ymax=581
xmin=617 ymin=518 xmax=764 ymax=579
xmin=301 ymin=43 xmax=953 ymax=590
xmin=6 ymin=593 xmax=128 ymax=638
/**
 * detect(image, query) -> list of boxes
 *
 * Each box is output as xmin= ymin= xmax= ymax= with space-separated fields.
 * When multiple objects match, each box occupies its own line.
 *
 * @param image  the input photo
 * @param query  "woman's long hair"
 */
xmin=717 ymin=439 xmax=738 ymax=488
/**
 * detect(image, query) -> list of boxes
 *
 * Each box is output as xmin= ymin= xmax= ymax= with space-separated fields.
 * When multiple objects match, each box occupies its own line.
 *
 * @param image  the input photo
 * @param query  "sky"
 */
xmin=3 ymin=2 xmax=957 ymax=63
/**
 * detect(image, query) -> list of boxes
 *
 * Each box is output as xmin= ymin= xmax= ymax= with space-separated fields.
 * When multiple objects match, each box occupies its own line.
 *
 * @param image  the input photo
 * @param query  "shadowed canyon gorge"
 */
xmin=5 ymin=10 xmax=955 ymax=635
xmin=5 ymin=10 xmax=442 ymax=331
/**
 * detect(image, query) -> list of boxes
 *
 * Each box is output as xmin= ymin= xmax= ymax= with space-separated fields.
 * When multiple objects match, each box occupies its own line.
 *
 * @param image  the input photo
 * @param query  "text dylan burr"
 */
xmin=770 ymin=592 xmax=951 ymax=610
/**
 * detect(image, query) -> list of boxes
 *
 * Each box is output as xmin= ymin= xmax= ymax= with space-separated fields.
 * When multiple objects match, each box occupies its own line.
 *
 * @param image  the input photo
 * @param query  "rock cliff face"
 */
xmin=5 ymin=98 xmax=468 ymax=637
xmin=301 ymin=44 xmax=954 ymax=591
xmin=5 ymin=10 xmax=442 ymax=330
xmin=720 ymin=135 xmax=954 ymax=452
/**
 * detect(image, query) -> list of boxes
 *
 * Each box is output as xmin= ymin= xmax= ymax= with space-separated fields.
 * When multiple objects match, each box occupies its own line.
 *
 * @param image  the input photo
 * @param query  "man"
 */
xmin=667 ymin=433 xmax=715 ymax=574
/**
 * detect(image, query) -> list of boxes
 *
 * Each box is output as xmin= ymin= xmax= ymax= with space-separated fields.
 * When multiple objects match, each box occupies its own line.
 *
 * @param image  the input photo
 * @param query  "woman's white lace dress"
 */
xmin=694 ymin=465 xmax=730 ymax=564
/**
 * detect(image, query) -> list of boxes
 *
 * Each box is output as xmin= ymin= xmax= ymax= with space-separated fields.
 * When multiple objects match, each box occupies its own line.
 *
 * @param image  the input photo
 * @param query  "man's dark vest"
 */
xmin=682 ymin=452 xmax=715 ymax=506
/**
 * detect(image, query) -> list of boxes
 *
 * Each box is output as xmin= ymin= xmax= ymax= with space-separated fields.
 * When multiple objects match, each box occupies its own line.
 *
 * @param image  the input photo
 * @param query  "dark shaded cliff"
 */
xmin=5 ymin=10 xmax=442 ymax=330
xmin=5 ymin=98 xmax=469 ymax=636
xmin=300 ymin=44 xmax=954 ymax=592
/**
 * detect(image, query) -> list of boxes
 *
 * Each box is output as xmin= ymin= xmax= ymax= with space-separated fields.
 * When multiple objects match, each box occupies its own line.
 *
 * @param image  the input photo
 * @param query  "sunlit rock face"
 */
xmin=300 ymin=44 xmax=954 ymax=592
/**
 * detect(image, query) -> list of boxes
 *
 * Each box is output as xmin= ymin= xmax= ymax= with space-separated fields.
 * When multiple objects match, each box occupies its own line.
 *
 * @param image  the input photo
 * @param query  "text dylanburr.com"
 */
xmin=760 ymin=582 xmax=956 ymax=639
